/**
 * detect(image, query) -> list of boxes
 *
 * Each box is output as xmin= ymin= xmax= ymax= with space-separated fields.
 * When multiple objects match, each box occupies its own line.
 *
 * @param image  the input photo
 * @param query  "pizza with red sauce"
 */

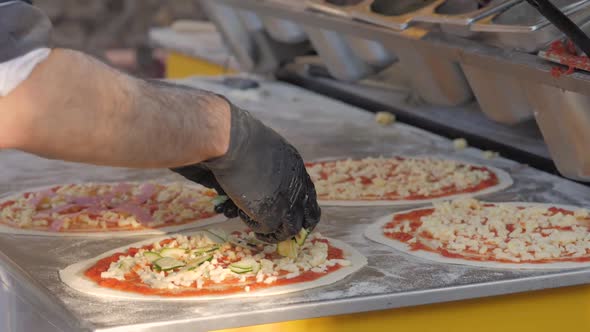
xmin=0 ymin=182 xmax=226 ymax=236
xmin=305 ymin=157 xmax=512 ymax=206
xmin=365 ymin=198 xmax=590 ymax=269
xmin=60 ymin=226 xmax=366 ymax=300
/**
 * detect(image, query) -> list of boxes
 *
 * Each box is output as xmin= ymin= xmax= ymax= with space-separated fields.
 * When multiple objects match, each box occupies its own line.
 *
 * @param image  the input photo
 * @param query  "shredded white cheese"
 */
xmin=0 ymin=182 xmax=217 ymax=231
xmin=386 ymin=198 xmax=590 ymax=262
xmin=307 ymin=157 xmax=494 ymax=200
xmin=99 ymin=231 xmax=350 ymax=292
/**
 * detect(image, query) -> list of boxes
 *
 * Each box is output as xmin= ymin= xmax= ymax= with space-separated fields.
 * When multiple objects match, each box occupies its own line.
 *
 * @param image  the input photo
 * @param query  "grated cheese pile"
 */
xmin=307 ymin=157 xmax=494 ymax=200
xmin=385 ymin=198 xmax=590 ymax=263
xmin=100 ymin=230 xmax=350 ymax=291
xmin=0 ymin=182 xmax=217 ymax=231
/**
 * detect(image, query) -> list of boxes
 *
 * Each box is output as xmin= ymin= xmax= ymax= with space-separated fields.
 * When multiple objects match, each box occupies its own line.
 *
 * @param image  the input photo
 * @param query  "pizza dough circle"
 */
xmin=60 ymin=224 xmax=368 ymax=301
xmin=365 ymin=202 xmax=590 ymax=270
xmin=308 ymin=157 xmax=513 ymax=207
xmin=0 ymin=182 xmax=228 ymax=237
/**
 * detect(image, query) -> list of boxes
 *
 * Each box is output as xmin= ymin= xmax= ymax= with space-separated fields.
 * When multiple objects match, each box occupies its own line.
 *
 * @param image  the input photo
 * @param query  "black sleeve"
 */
xmin=0 ymin=0 xmax=51 ymax=63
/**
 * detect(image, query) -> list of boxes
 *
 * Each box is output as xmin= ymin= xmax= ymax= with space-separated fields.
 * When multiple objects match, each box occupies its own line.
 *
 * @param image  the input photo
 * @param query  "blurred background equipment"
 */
xmin=201 ymin=0 xmax=590 ymax=182
xmin=33 ymin=0 xmax=208 ymax=76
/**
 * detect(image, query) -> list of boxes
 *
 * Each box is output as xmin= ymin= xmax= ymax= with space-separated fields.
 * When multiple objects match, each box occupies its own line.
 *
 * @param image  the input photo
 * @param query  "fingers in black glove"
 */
xmin=202 ymin=101 xmax=322 ymax=243
xmin=253 ymin=167 xmax=320 ymax=243
xmin=171 ymin=164 xmax=240 ymax=219
xmin=221 ymin=200 xmax=239 ymax=219
xmin=302 ymin=172 xmax=321 ymax=232
xmin=172 ymin=97 xmax=322 ymax=244
xmin=171 ymin=164 xmax=225 ymax=194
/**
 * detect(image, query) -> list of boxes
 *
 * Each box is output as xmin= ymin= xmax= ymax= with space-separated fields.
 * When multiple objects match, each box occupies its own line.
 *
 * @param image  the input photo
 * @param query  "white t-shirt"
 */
xmin=0 ymin=1 xmax=51 ymax=97
xmin=0 ymin=48 xmax=51 ymax=97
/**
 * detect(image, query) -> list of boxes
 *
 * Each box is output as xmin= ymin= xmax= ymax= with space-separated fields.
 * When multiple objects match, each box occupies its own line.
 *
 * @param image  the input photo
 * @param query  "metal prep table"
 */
xmin=3 ymin=77 xmax=590 ymax=332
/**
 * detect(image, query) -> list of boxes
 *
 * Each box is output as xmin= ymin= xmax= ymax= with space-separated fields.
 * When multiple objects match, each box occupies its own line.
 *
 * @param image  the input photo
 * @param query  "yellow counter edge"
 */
xmin=214 ymin=268 xmax=590 ymax=332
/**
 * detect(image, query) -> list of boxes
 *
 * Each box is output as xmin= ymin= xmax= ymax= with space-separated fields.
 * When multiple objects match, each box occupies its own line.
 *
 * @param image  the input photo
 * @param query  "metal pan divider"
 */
xmin=471 ymin=1 xmax=590 ymax=52
xmin=261 ymin=18 xmax=309 ymax=44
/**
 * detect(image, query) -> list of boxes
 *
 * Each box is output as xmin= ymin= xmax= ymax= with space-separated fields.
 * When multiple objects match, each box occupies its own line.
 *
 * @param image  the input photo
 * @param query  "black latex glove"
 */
xmin=171 ymin=98 xmax=321 ymax=243
xmin=169 ymin=164 xmax=240 ymax=219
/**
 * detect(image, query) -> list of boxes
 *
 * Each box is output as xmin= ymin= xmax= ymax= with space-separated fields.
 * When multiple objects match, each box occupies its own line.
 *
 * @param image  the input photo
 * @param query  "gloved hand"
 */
xmin=168 ymin=164 xmax=240 ymax=219
xmin=171 ymin=98 xmax=321 ymax=243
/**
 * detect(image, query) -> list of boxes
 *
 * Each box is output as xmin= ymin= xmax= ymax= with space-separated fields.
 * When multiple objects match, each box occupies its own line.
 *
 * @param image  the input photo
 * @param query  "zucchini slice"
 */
xmin=153 ymin=257 xmax=185 ymax=271
xmin=294 ymin=228 xmax=309 ymax=246
xmin=186 ymin=254 xmax=213 ymax=270
xmin=278 ymin=228 xmax=311 ymax=258
xmin=229 ymin=238 xmax=257 ymax=250
xmin=159 ymin=248 xmax=186 ymax=259
xmin=206 ymin=229 xmax=228 ymax=243
xmin=211 ymin=195 xmax=229 ymax=206
xmin=277 ymin=239 xmax=299 ymax=259
xmin=143 ymin=251 xmax=162 ymax=263
xmin=229 ymin=259 xmax=259 ymax=274
xmin=191 ymin=244 xmax=220 ymax=255
xmin=229 ymin=265 xmax=252 ymax=274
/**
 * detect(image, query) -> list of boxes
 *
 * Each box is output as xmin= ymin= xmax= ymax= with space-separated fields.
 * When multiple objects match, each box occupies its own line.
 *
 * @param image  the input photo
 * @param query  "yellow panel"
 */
xmin=214 ymin=284 xmax=590 ymax=332
xmin=165 ymin=51 xmax=237 ymax=79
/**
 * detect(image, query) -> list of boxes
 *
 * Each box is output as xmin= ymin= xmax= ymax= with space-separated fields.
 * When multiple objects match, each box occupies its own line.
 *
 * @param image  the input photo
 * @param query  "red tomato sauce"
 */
xmin=546 ymin=40 xmax=589 ymax=78
xmin=0 ymin=200 xmax=15 ymax=209
xmin=84 ymin=240 xmax=345 ymax=297
xmin=382 ymin=205 xmax=590 ymax=264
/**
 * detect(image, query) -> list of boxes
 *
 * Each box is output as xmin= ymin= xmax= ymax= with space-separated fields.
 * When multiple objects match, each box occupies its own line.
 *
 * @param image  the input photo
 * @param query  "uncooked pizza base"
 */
xmin=365 ymin=202 xmax=590 ymax=270
xmin=309 ymin=157 xmax=513 ymax=207
xmin=60 ymin=223 xmax=367 ymax=301
xmin=0 ymin=183 xmax=227 ymax=237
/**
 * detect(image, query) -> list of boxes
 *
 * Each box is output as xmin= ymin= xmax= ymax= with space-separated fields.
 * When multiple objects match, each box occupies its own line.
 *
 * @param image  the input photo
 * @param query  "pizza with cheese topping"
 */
xmin=305 ymin=157 xmax=512 ymax=206
xmin=366 ymin=198 xmax=590 ymax=269
xmin=60 ymin=225 xmax=367 ymax=300
xmin=0 ymin=182 xmax=226 ymax=236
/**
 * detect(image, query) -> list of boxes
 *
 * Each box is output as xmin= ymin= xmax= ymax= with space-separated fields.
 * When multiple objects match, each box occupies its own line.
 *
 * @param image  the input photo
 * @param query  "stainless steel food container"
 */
xmin=201 ymin=1 xmax=309 ymax=73
xmin=200 ymin=3 xmax=258 ymax=71
xmin=304 ymin=27 xmax=375 ymax=81
xmin=306 ymin=0 xmax=396 ymax=70
xmin=525 ymin=83 xmax=590 ymax=180
xmin=351 ymin=0 xmax=444 ymax=31
xmin=413 ymin=0 xmax=520 ymax=37
xmin=262 ymin=18 xmax=308 ymax=43
xmin=262 ymin=0 xmax=309 ymax=43
xmin=461 ymin=64 xmax=533 ymax=124
xmin=306 ymin=0 xmax=366 ymax=18
xmin=394 ymin=42 xmax=473 ymax=106
xmin=346 ymin=36 xmax=396 ymax=68
xmin=238 ymin=9 xmax=265 ymax=31
xmin=471 ymin=0 xmax=590 ymax=52
xmin=267 ymin=0 xmax=309 ymax=11
xmin=345 ymin=0 xmax=472 ymax=105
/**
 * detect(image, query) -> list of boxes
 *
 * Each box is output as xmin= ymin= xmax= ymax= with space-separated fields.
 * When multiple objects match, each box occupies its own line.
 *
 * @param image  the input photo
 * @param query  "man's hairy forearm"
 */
xmin=0 ymin=49 xmax=230 ymax=168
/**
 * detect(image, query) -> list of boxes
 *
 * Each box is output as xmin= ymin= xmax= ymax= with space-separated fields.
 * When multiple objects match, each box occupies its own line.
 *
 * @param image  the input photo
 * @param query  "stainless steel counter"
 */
xmin=2 ymin=77 xmax=590 ymax=332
